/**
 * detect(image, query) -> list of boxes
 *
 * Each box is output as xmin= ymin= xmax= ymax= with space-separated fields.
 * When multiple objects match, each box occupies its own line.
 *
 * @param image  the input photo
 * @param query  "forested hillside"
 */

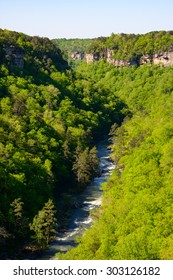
xmin=0 ymin=29 xmax=125 ymax=258
xmin=57 ymin=63 xmax=173 ymax=260
xmin=1 ymin=28 xmax=173 ymax=260
xmin=54 ymin=31 xmax=173 ymax=66
xmin=87 ymin=31 xmax=173 ymax=59
xmin=52 ymin=38 xmax=93 ymax=58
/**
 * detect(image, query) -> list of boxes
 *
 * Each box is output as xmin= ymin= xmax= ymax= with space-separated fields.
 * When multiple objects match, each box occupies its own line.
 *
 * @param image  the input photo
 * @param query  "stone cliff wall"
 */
xmin=71 ymin=49 xmax=173 ymax=67
xmin=153 ymin=52 xmax=173 ymax=66
xmin=71 ymin=51 xmax=85 ymax=60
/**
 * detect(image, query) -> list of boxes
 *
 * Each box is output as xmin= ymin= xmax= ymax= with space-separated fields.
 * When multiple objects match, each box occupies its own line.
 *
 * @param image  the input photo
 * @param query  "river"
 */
xmin=41 ymin=141 xmax=115 ymax=259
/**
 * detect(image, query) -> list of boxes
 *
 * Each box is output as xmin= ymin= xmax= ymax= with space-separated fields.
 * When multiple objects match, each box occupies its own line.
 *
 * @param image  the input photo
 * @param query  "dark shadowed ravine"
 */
xmin=40 ymin=140 xmax=115 ymax=259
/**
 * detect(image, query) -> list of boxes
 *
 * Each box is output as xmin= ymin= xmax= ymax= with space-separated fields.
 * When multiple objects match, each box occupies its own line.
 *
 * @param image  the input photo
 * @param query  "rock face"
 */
xmin=140 ymin=54 xmax=152 ymax=65
xmin=139 ymin=52 xmax=173 ymax=66
xmin=106 ymin=49 xmax=130 ymax=66
xmin=85 ymin=53 xmax=100 ymax=63
xmin=85 ymin=53 xmax=94 ymax=63
xmin=153 ymin=52 xmax=173 ymax=66
xmin=5 ymin=46 xmax=24 ymax=69
xmin=71 ymin=51 xmax=85 ymax=60
xmin=71 ymin=49 xmax=173 ymax=67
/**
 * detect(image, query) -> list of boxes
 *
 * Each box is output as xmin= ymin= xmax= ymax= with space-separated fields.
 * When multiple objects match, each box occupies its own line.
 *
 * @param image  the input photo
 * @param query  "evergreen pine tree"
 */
xmin=9 ymin=198 xmax=28 ymax=241
xmin=89 ymin=146 xmax=99 ymax=176
xmin=30 ymin=199 xmax=57 ymax=249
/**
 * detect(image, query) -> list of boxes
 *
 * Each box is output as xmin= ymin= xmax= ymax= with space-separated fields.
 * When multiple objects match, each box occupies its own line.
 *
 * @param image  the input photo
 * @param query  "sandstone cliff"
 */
xmin=71 ymin=49 xmax=173 ymax=67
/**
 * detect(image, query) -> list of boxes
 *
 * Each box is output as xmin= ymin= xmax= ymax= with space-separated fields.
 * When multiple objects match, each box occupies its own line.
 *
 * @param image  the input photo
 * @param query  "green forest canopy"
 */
xmin=57 ymin=62 xmax=173 ymax=260
xmin=0 ymin=29 xmax=125 ymax=256
xmin=0 ymin=28 xmax=173 ymax=259
xmin=53 ymin=31 xmax=173 ymax=62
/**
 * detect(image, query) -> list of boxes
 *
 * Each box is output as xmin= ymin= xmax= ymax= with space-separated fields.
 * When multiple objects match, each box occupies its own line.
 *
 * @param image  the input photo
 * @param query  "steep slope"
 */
xmin=54 ymin=31 xmax=173 ymax=67
xmin=0 ymin=29 xmax=125 ymax=258
xmin=57 ymin=63 xmax=173 ymax=260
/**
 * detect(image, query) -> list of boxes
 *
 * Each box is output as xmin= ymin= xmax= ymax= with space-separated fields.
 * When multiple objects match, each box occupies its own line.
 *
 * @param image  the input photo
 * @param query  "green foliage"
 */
xmin=72 ymin=144 xmax=99 ymax=189
xmin=57 ymin=64 xmax=173 ymax=260
xmin=52 ymin=38 xmax=93 ymax=64
xmin=0 ymin=28 xmax=68 ymax=79
xmin=0 ymin=29 xmax=125 ymax=257
xmin=30 ymin=199 xmax=57 ymax=248
xmin=56 ymin=31 xmax=173 ymax=64
xmin=8 ymin=198 xmax=28 ymax=241
xmin=1 ymin=28 xmax=173 ymax=260
xmin=53 ymin=38 xmax=93 ymax=54
xmin=102 ymin=31 xmax=173 ymax=61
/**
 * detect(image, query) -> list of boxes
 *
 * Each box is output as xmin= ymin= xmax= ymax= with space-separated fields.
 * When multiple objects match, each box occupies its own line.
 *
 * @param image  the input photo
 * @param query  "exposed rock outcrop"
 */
xmin=5 ymin=46 xmax=24 ymax=69
xmin=71 ymin=51 xmax=85 ymax=60
xmin=85 ymin=53 xmax=100 ymax=63
xmin=85 ymin=53 xmax=94 ymax=63
xmin=71 ymin=48 xmax=173 ymax=67
xmin=140 ymin=54 xmax=152 ymax=65
xmin=106 ymin=49 xmax=128 ymax=66
xmin=153 ymin=52 xmax=173 ymax=66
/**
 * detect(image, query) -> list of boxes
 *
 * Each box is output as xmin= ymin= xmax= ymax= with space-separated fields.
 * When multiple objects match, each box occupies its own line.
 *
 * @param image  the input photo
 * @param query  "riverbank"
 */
xmin=38 ymin=142 xmax=115 ymax=260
